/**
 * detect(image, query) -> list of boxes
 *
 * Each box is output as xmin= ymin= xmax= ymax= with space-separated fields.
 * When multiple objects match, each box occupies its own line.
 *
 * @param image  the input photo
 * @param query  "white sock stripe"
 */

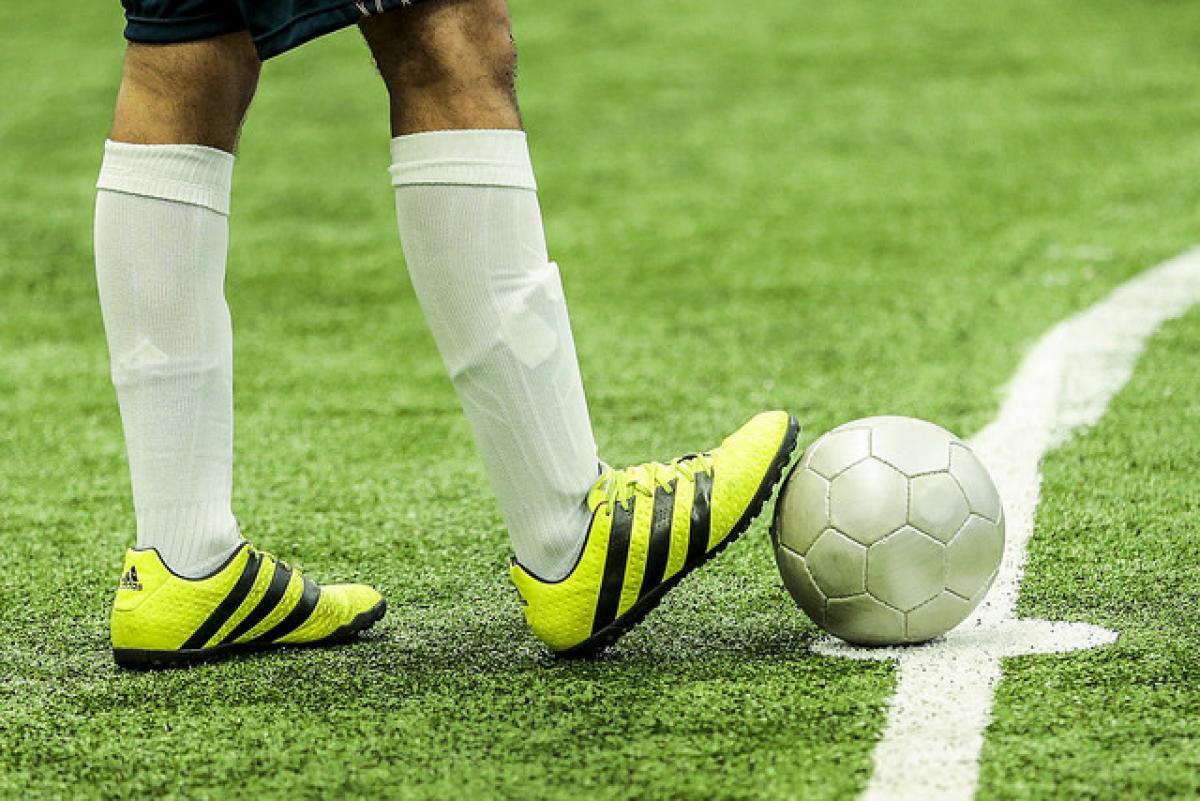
xmin=97 ymin=140 xmax=235 ymax=215
xmin=389 ymin=130 xmax=537 ymax=190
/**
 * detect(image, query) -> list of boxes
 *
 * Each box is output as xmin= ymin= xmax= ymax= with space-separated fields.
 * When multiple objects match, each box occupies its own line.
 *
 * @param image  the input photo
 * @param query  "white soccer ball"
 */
xmin=771 ymin=416 xmax=1005 ymax=645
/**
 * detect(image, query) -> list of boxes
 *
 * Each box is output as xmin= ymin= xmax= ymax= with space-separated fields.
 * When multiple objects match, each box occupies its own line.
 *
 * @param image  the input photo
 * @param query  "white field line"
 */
xmin=814 ymin=247 xmax=1200 ymax=801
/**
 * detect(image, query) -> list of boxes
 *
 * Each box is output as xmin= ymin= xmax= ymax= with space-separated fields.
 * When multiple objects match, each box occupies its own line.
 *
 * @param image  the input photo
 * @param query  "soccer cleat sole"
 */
xmin=556 ymin=414 xmax=801 ymax=659
xmin=112 ymin=599 xmax=387 ymax=670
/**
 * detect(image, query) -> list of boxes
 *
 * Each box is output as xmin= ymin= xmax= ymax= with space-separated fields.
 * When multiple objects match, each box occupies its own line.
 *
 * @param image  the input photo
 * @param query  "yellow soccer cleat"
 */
xmin=110 ymin=543 xmax=386 ymax=669
xmin=511 ymin=410 xmax=800 ymax=657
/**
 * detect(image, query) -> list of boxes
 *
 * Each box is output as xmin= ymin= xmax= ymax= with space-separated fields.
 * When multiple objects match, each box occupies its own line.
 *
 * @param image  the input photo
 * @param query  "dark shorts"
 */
xmin=121 ymin=0 xmax=436 ymax=60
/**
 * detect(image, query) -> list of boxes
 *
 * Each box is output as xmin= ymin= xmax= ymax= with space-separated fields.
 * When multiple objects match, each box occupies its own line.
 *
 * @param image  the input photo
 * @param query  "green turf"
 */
xmin=979 ymin=308 xmax=1200 ymax=800
xmin=1 ymin=0 xmax=1199 ymax=798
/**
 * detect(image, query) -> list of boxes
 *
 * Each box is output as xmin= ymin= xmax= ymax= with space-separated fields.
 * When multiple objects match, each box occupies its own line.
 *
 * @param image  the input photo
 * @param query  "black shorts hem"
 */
xmin=122 ymin=0 xmax=433 ymax=61
xmin=124 ymin=14 xmax=246 ymax=47
xmin=251 ymin=2 xmax=368 ymax=60
xmin=255 ymin=0 xmax=431 ymax=60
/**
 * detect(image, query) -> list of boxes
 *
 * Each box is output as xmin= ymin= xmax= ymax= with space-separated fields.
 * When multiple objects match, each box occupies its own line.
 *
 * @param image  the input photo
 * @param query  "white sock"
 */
xmin=94 ymin=140 xmax=242 ymax=578
xmin=390 ymin=130 xmax=598 ymax=580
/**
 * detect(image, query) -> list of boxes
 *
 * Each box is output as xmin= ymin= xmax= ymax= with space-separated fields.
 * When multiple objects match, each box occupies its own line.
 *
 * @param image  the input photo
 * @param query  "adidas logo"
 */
xmin=120 ymin=566 xmax=143 ymax=591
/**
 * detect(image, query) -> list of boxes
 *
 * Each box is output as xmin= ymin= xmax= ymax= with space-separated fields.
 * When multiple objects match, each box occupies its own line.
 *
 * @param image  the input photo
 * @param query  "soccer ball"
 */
xmin=771 ymin=416 xmax=1005 ymax=645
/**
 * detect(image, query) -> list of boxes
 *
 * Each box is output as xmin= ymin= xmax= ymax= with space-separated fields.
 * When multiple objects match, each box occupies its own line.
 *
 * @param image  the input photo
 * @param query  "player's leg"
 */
xmin=97 ymin=33 xmax=259 ymax=579
xmin=359 ymin=0 xmax=521 ymax=134
xmin=364 ymin=1 xmax=799 ymax=656
xmin=110 ymin=35 xmax=260 ymax=152
xmin=362 ymin=0 xmax=599 ymax=581
xmin=97 ymin=32 xmax=383 ymax=668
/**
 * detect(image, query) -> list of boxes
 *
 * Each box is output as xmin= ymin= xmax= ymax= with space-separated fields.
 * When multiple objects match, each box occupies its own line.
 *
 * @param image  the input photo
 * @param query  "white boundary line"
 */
xmin=814 ymin=247 xmax=1200 ymax=801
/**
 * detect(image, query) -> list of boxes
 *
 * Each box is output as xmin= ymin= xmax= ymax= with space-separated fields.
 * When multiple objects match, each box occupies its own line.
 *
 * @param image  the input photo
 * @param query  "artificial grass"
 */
xmin=978 ymin=308 xmax=1200 ymax=800
xmin=1 ymin=0 xmax=1198 ymax=798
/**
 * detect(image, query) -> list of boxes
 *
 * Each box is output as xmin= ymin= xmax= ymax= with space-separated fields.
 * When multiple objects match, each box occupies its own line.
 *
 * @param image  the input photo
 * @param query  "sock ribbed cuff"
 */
xmin=389 ymin=129 xmax=537 ymax=190
xmin=136 ymin=501 xmax=242 ymax=578
xmin=97 ymin=140 xmax=235 ymax=215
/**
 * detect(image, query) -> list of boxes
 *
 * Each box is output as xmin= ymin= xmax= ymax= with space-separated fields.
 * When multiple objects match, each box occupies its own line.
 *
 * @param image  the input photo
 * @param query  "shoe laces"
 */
xmin=595 ymin=452 xmax=714 ymax=511
xmin=249 ymin=546 xmax=299 ymax=578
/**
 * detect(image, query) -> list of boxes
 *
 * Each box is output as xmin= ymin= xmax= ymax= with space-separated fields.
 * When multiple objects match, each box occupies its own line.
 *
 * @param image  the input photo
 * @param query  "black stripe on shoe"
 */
xmin=556 ymin=416 xmax=801 ymax=661
xmin=592 ymin=499 xmax=635 ymax=634
xmin=248 ymin=576 xmax=321 ymax=645
xmin=685 ymin=470 xmax=713 ymax=566
xmin=219 ymin=560 xmax=292 ymax=646
xmin=181 ymin=551 xmax=262 ymax=650
xmin=639 ymin=483 xmax=676 ymax=596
